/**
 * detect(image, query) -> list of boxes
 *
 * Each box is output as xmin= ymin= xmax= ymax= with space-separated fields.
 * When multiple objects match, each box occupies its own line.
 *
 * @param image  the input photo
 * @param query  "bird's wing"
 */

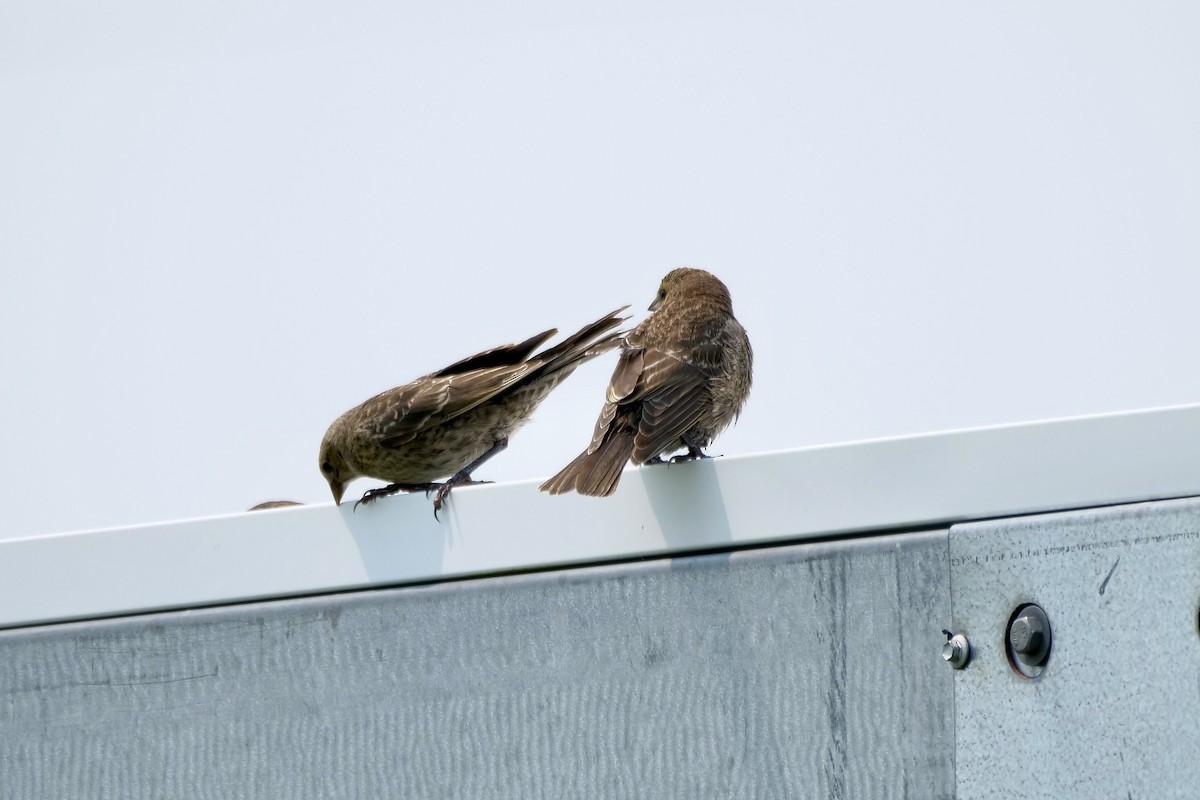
xmin=433 ymin=329 xmax=557 ymax=376
xmin=371 ymin=310 xmax=630 ymax=450
xmin=581 ymin=345 xmax=645 ymax=453
xmin=630 ymin=318 xmax=742 ymax=459
xmin=605 ymin=347 xmax=644 ymax=404
xmin=627 ymin=348 xmax=712 ymax=463
xmin=585 ymin=337 xmax=714 ymax=462
xmin=370 ymin=362 xmax=534 ymax=449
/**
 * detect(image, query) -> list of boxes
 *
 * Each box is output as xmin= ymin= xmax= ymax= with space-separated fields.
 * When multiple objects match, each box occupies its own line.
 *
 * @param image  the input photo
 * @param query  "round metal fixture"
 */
xmin=1005 ymin=603 xmax=1052 ymax=679
xmin=941 ymin=629 xmax=971 ymax=670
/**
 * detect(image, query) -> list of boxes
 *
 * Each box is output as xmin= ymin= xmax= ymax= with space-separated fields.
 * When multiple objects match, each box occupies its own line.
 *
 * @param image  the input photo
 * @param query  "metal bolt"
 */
xmin=1010 ymin=617 xmax=1042 ymax=654
xmin=1007 ymin=604 xmax=1051 ymax=667
xmin=941 ymin=630 xmax=970 ymax=669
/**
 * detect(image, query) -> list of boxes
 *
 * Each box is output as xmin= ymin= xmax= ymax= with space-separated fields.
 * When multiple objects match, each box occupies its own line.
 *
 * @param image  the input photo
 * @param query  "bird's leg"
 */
xmin=354 ymin=483 xmax=442 ymax=511
xmin=431 ymin=436 xmax=509 ymax=520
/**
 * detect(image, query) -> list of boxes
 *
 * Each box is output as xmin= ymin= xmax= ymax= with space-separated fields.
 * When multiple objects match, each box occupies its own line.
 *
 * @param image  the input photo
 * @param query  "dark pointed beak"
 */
xmin=328 ymin=480 xmax=346 ymax=505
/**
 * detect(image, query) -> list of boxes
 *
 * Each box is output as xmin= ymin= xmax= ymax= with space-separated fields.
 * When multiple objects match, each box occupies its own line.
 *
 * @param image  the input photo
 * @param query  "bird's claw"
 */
xmin=353 ymin=486 xmax=393 ymax=511
xmin=430 ymin=477 xmax=493 ymax=521
xmin=669 ymin=447 xmax=712 ymax=464
xmin=353 ymin=483 xmax=440 ymax=512
xmin=644 ymin=445 xmax=713 ymax=469
xmin=432 ymin=484 xmax=451 ymax=521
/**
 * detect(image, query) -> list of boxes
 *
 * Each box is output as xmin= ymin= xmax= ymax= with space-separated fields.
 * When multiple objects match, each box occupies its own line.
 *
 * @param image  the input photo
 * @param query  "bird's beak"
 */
xmin=328 ymin=480 xmax=346 ymax=505
xmin=648 ymin=297 xmax=662 ymax=312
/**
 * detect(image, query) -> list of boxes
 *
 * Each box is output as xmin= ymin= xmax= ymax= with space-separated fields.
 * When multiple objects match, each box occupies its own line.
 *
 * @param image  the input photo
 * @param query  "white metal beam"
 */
xmin=3 ymin=403 xmax=1200 ymax=628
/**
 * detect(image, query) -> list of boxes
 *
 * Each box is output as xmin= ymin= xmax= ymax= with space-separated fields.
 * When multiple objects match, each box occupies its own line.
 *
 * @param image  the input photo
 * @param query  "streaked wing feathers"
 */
xmin=630 ymin=358 xmax=710 ymax=463
xmin=433 ymin=329 xmax=557 ymax=377
xmin=375 ymin=363 xmax=531 ymax=448
xmin=592 ymin=346 xmax=710 ymax=463
xmin=363 ymin=306 xmax=628 ymax=452
xmin=605 ymin=349 xmax=643 ymax=404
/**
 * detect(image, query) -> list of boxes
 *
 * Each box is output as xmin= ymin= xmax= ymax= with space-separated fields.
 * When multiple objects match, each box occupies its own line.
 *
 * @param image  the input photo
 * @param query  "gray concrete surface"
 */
xmin=0 ymin=531 xmax=952 ymax=799
xmin=949 ymin=496 xmax=1200 ymax=800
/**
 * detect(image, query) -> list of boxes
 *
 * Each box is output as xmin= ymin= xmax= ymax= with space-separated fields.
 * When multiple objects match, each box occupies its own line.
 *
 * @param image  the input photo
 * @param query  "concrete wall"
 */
xmin=950 ymin=496 xmax=1200 ymax=800
xmin=0 ymin=531 xmax=952 ymax=799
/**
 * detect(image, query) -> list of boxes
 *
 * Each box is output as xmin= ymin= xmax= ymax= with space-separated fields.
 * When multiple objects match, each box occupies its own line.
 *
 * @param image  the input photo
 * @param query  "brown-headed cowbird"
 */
xmin=248 ymin=500 xmax=303 ymax=511
xmin=319 ymin=307 xmax=629 ymax=517
xmin=540 ymin=268 xmax=752 ymax=497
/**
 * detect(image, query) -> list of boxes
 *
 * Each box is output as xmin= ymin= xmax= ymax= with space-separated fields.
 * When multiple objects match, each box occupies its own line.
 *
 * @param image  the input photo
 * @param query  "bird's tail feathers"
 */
xmin=534 ymin=306 xmax=630 ymax=376
xmin=434 ymin=328 xmax=558 ymax=377
xmin=540 ymin=427 xmax=635 ymax=497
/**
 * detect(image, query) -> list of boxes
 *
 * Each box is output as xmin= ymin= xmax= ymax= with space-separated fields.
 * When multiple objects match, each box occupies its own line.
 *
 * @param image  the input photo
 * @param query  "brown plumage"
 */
xmin=540 ymin=268 xmax=752 ymax=497
xmin=248 ymin=500 xmax=303 ymax=511
xmin=319 ymin=307 xmax=628 ymax=517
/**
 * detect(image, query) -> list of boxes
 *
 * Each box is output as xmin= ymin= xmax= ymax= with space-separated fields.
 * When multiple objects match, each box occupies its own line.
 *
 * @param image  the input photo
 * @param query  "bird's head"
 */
xmin=647 ymin=267 xmax=733 ymax=313
xmin=318 ymin=434 xmax=353 ymax=505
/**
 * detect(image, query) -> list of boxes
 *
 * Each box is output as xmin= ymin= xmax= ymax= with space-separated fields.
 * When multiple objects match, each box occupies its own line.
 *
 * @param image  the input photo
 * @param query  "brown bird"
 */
xmin=248 ymin=500 xmax=303 ymax=511
xmin=319 ymin=307 xmax=629 ymax=517
xmin=540 ymin=268 xmax=752 ymax=497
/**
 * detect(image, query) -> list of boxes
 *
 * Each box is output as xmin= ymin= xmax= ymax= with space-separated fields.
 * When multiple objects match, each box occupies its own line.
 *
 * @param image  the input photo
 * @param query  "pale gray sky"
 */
xmin=2 ymin=1 xmax=1198 ymax=539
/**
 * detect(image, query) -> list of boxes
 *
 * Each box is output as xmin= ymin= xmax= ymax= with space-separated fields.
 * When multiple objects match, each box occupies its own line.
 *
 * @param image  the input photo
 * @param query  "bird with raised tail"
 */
xmin=541 ymin=268 xmax=752 ymax=497
xmin=320 ymin=306 xmax=629 ymax=517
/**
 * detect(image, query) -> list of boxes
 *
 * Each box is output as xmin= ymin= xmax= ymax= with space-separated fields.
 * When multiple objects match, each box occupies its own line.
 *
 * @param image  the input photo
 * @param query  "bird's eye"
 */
xmin=321 ymin=461 xmax=334 ymax=474
xmin=658 ymin=288 xmax=667 ymax=300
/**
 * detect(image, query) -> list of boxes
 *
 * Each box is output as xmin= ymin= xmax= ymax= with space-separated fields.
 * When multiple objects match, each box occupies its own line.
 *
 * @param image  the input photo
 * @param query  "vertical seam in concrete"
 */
xmin=945 ymin=524 xmax=958 ymax=800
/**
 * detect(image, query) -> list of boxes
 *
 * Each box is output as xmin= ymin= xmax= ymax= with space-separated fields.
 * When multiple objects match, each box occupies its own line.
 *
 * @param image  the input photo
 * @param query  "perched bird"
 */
xmin=248 ymin=500 xmax=303 ymax=511
xmin=540 ymin=268 xmax=752 ymax=497
xmin=319 ymin=307 xmax=629 ymax=517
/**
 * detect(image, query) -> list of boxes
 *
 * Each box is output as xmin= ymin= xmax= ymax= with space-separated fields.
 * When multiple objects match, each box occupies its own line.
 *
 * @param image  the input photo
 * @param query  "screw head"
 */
xmin=1009 ymin=615 xmax=1044 ymax=655
xmin=1007 ymin=604 xmax=1051 ymax=669
xmin=941 ymin=632 xmax=971 ymax=669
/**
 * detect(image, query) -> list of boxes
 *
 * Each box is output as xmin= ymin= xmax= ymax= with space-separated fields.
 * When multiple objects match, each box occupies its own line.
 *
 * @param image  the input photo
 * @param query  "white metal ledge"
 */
xmin=3 ymin=403 xmax=1200 ymax=629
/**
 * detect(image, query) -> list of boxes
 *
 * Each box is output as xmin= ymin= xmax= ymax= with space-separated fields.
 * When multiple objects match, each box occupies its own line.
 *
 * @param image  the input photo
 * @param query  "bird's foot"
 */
xmin=431 ymin=475 xmax=493 ymax=521
xmin=429 ymin=437 xmax=508 ymax=521
xmin=353 ymin=483 xmax=441 ymax=512
xmin=669 ymin=445 xmax=712 ymax=464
